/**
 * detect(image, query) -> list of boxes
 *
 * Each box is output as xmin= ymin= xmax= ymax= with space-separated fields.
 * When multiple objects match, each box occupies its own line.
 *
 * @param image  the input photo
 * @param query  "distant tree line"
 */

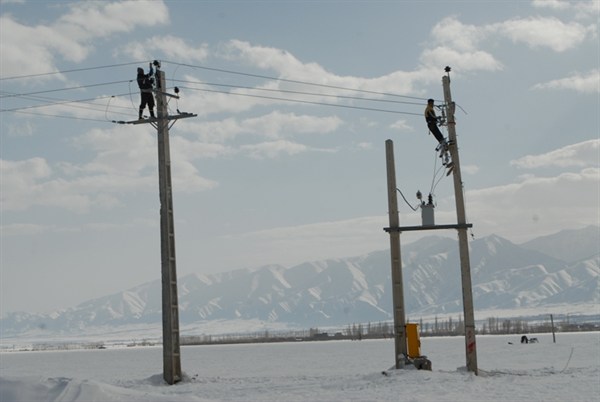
xmin=11 ymin=315 xmax=596 ymax=351
xmin=180 ymin=314 xmax=599 ymax=346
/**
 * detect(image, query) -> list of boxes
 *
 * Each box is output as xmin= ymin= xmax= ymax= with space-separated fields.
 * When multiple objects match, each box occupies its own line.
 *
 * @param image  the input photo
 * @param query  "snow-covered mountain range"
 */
xmin=2 ymin=226 xmax=598 ymax=337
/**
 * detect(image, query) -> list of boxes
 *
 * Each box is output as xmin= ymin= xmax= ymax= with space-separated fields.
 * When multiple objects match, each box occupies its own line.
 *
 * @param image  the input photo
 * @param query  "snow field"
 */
xmin=0 ymin=332 xmax=598 ymax=401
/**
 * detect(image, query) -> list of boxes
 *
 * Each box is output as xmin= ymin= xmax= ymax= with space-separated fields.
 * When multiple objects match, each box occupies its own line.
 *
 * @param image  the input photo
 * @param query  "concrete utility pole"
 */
xmin=385 ymin=139 xmax=408 ymax=369
xmin=382 ymin=67 xmax=477 ymax=375
xmin=155 ymin=68 xmax=182 ymax=385
xmin=442 ymin=67 xmax=478 ymax=375
xmin=126 ymin=63 xmax=196 ymax=385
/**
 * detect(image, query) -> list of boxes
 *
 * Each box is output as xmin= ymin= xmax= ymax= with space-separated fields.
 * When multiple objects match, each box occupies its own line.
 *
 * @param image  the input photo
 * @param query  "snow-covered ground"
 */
xmin=1 ymin=332 xmax=598 ymax=401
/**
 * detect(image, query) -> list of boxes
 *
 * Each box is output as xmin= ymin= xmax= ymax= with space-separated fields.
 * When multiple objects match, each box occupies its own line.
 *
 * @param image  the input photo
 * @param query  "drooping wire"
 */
xmin=0 ymin=90 xmax=132 ymax=115
xmin=0 ymin=80 xmax=132 ymax=99
xmin=8 ymin=109 xmax=112 ymax=123
xmin=177 ymin=85 xmax=422 ymax=116
xmin=2 ymin=59 xmax=439 ymax=122
xmin=396 ymin=188 xmax=419 ymax=212
xmin=128 ymin=80 xmax=138 ymax=113
xmin=163 ymin=60 xmax=433 ymax=102
xmin=1 ymin=91 xmax=134 ymax=113
xmin=430 ymin=149 xmax=447 ymax=196
xmin=171 ymin=78 xmax=425 ymax=107
xmin=0 ymin=61 xmax=146 ymax=81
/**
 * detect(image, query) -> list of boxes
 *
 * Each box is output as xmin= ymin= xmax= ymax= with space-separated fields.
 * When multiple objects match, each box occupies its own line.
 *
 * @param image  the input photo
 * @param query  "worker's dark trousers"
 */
xmin=428 ymin=123 xmax=445 ymax=144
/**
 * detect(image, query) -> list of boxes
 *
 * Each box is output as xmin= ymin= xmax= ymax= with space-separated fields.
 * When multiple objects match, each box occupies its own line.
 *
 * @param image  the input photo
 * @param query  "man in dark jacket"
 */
xmin=137 ymin=64 xmax=155 ymax=119
xmin=424 ymin=98 xmax=445 ymax=145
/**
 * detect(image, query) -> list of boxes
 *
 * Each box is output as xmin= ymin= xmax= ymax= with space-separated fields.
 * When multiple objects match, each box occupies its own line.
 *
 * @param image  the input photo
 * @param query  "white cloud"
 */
xmin=0 ymin=223 xmax=46 ymax=236
xmin=532 ymin=0 xmax=599 ymax=19
xmin=0 ymin=123 xmax=221 ymax=212
xmin=0 ymin=157 xmax=93 ymax=212
xmin=5 ymin=121 xmax=35 ymax=137
xmin=532 ymin=0 xmax=571 ymax=11
xmin=240 ymin=140 xmax=308 ymax=159
xmin=462 ymin=165 xmax=480 ymax=175
xmin=58 ymin=1 xmax=168 ymax=38
xmin=242 ymin=111 xmax=342 ymax=139
xmin=115 ymin=35 xmax=209 ymax=63
xmin=430 ymin=16 xmax=482 ymax=52
xmin=532 ymin=69 xmax=600 ymax=93
xmin=217 ymin=160 xmax=599 ymax=266
xmin=462 ymin=167 xmax=599 ymax=243
xmin=71 ymin=126 xmax=157 ymax=176
xmin=420 ymin=46 xmax=502 ymax=72
xmin=510 ymin=139 xmax=599 ymax=168
xmin=171 ymin=136 xmax=234 ymax=159
xmin=424 ymin=17 xmax=503 ymax=71
xmin=491 ymin=17 xmax=593 ymax=52
xmin=182 ymin=112 xmax=342 ymax=142
xmin=422 ymin=15 xmax=595 ymax=76
xmin=222 ymin=215 xmax=389 ymax=267
xmin=0 ymin=1 xmax=169 ymax=78
xmin=390 ymin=119 xmax=412 ymax=132
xmin=223 ymin=40 xmax=425 ymax=97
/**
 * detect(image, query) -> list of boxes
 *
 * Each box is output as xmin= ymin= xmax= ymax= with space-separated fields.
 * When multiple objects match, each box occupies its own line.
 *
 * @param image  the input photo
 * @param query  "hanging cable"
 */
xmin=163 ymin=60 xmax=434 ymax=102
xmin=0 ymin=92 xmax=134 ymax=113
xmin=0 ymin=61 xmax=146 ymax=81
xmin=0 ymin=80 xmax=131 ymax=99
xmin=177 ymin=85 xmax=422 ymax=116
xmin=171 ymin=78 xmax=425 ymax=107
xmin=7 ymin=109 xmax=112 ymax=123
xmin=396 ymin=188 xmax=419 ymax=212
xmin=0 ymin=90 xmax=133 ymax=113
xmin=430 ymin=150 xmax=447 ymax=196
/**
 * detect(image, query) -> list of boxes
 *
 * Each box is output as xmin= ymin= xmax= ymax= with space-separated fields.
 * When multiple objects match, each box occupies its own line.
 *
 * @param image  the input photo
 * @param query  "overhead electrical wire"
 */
xmin=396 ymin=188 xmax=419 ymax=212
xmin=1 ymin=92 xmax=134 ymax=113
xmin=172 ymin=78 xmax=425 ymax=107
xmin=1 ymin=90 xmax=133 ymax=115
xmin=178 ymin=85 xmax=423 ymax=116
xmin=162 ymin=60 xmax=433 ymax=102
xmin=9 ymin=109 xmax=113 ymax=123
xmin=0 ymin=80 xmax=131 ymax=99
xmin=2 ymin=60 xmax=438 ymax=120
xmin=0 ymin=61 xmax=145 ymax=81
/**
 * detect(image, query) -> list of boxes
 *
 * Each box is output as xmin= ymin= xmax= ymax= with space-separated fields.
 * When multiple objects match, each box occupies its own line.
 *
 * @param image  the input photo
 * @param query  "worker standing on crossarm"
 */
xmin=424 ymin=98 xmax=445 ymax=145
xmin=137 ymin=63 xmax=155 ymax=120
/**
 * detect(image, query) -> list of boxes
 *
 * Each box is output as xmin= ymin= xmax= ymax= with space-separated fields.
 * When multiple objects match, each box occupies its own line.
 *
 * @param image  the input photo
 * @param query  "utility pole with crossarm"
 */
xmin=126 ymin=61 xmax=197 ymax=384
xmin=384 ymin=66 xmax=478 ymax=375
xmin=442 ymin=66 xmax=478 ymax=375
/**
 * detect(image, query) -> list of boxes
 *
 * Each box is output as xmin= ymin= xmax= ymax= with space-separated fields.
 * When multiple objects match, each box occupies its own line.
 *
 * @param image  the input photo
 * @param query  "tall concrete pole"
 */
xmin=385 ymin=139 xmax=407 ymax=368
xmin=156 ymin=68 xmax=182 ymax=384
xmin=442 ymin=70 xmax=478 ymax=375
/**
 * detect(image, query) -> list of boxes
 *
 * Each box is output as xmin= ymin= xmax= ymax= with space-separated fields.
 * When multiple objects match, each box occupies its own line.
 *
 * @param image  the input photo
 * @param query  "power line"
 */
xmin=0 ymin=80 xmax=132 ymax=99
xmin=0 ymin=61 xmax=145 ymax=81
xmin=163 ymin=60 xmax=432 ymax=102
xmin=172 ymin=78 xmax=425 ymax=107
xmin=6 ymin=109 xmax=113 ymax=123
xmin=0 ymin=92 xmax=134 ymax=113
xmin=0 ymin=91 xmax=134 ymax=114
xmin=2 ymin=60 xmax=435 ymax=119
xmin=178 ymin=85 xmax=423 ymax=116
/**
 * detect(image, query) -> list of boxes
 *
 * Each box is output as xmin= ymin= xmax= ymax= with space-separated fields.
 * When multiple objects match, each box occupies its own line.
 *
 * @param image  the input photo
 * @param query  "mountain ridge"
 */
xmin=1 ymin=227 xmax=598 ymax=337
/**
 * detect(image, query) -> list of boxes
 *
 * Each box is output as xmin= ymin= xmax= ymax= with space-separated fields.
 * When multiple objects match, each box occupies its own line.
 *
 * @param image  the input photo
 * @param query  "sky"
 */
xmin=1 ymin=0 xmax=598 ymax=314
